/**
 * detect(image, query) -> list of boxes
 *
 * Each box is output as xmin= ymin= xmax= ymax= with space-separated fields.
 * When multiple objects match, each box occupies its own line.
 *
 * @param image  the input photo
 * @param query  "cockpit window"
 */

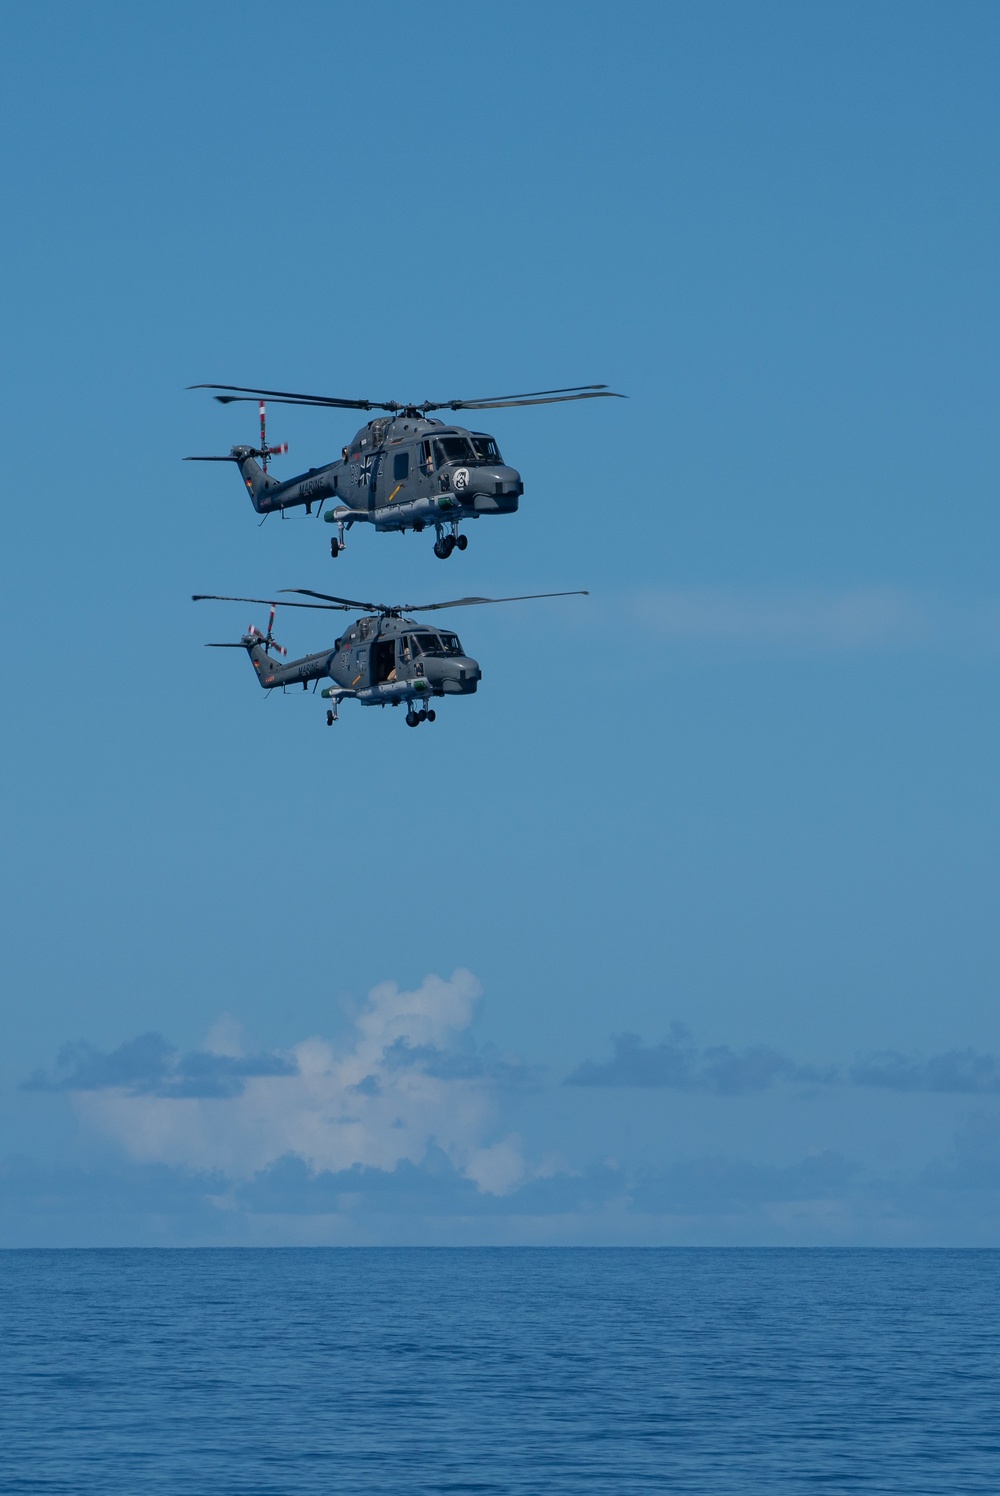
xmin=411 ymin=631 xmax=463 ymax=657
xmin=471 ymin=436 xmax=502 ymax=464
xmin=433 ymin=437 xmax=475 ymax=466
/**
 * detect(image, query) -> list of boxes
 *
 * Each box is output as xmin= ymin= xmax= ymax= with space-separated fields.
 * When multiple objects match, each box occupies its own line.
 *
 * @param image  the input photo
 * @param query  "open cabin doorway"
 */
xmin=372 ymin=639 xmax=397 ymax=684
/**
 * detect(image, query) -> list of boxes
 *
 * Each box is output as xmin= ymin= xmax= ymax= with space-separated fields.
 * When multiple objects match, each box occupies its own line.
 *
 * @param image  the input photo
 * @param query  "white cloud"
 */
xmin=201 ymin=1013 xmax=250 ymax=1058
xmin=634 ymin=586 xmax=933 ymax=650
xmin=73 ymin=970 xmax=528 ymax=1195
xmin=464 ymin=1139 xmax=528 ymax=1195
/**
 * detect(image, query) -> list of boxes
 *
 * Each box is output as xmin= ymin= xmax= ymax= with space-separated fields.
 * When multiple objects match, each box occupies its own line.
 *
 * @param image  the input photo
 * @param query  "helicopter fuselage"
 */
xmin=245 ymin=611 xmax=481 ymax=719
xmin=231 ymin=414 xmax=523 ymax=557
xmin=196 ymin=582 xmax=586 ymax=728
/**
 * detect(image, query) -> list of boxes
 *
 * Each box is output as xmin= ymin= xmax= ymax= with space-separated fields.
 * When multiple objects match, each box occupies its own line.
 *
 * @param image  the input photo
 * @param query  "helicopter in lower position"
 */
xmin=194 ymin=588 xmax=587 ymax=727
xmin=186 ymin=382 xmax=624 ymax=560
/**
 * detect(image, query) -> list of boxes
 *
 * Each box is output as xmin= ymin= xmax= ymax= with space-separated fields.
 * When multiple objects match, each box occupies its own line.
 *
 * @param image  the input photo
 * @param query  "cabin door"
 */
xmin=371 ymin=638 xmax=397 ymax=686
xmin=366 ymin=450 xmax=385 ymax=512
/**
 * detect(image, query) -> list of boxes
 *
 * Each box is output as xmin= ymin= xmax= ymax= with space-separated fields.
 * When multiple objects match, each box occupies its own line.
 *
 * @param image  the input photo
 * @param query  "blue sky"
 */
xmin=2 ymin=0 xmax=999 ymax=1245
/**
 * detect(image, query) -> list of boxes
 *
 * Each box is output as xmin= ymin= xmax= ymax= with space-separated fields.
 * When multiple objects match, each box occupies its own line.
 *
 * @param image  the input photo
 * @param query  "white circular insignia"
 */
xmin=453 ymin=467 xmax=470 ymax=491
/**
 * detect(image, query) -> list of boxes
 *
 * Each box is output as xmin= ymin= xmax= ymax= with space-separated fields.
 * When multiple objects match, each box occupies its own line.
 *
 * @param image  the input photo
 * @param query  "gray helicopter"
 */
xmin=186 ymin=383 xmax=624 ymax=559
xmin=194 ymin=587 xmax=587 ymax=727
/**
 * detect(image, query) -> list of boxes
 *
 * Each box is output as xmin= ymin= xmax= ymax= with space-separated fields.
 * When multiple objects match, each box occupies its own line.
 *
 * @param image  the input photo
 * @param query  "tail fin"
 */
xmin=247 ymin=639 xmax=283 ymax=687
xmin=184 ymin=446 xmax=278 ymax=514
xmin=232 ymin=447 xmax=278 ymax=514
xmin=204 ymin=636 xmax=283 ymax=686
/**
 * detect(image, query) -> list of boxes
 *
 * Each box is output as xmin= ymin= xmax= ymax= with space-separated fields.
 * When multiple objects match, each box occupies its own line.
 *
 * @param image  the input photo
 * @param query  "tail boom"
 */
xmin=235 ymin=450 xmax=342 ymax=516
xmin=246 ymin=641 xmax=337 ymax=689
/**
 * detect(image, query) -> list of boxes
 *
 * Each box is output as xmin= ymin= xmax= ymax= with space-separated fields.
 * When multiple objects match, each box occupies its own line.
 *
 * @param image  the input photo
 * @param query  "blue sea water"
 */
xmin=0 ymin=1248 xmax=997 ymax=1493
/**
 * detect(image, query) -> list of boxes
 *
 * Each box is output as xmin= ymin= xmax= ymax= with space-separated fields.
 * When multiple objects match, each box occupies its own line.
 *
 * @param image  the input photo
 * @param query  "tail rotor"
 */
xmin=247 ymin=603 xmax=287 ymax=656
xmin=184 ymin=399 xmax=288 ymax=473
xmin=254 ymin=400 xmax=288 ymax=473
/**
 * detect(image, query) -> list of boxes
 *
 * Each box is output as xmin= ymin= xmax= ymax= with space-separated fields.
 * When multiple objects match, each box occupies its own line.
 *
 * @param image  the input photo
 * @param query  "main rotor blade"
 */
xmin=278 ymin=588 xmax=589 ymax=615
xmin=280 ymin=587 xmax=389 ymax=612
xmin=404 ymin=590 xmax=590 ymax=613
xmin=214 ymin=397 xmax=370 ymax=409
xmin=204 ymin=642 xmax=249 ymax=647
xmin=433 ymin=391 xmax=625 ymax=411
xmin=188 ymin=383 xmax=392 ymax=411
xmin=192 ymin=593 xmax=356 ymax=613
xmin=441 ymin=384 xmax=608 ymax=404
xmin=184 ymin=455 xmax=242 ymax=461
xmin=188 ymin=382 xmax=625 ymax=413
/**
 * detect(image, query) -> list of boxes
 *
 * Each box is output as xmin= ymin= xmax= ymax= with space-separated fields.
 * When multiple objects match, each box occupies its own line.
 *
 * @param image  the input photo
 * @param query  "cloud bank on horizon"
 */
xmin=565 ymin=1024 xmax=833 ymax=1093
xmin=27 ymin=971 xmax=533 ymax=1196
xmin=567 ymin=1028 xmax=1000 ymax=1095
xmin=17 ymin=974 xmax=1000 ymax=1245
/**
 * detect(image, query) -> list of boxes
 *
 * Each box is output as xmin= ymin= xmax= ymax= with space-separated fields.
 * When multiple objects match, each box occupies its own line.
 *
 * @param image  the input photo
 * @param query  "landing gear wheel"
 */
xmin=456 ymin=533 xmax=468 ymax=551
xmin=406 ymin=711 xmax=419 ymax=727
xmin=418 ymin=709 xmax=428 ymax=722
xmin=433 ymin=535 xmax=456 ymax=559
xmin=326 ymin=711 xmax=334 ymax=726
xmin=330 ymin=539 xmax=340 ymax=558
xmin=426 ymin=709 xmax=436 ymax=722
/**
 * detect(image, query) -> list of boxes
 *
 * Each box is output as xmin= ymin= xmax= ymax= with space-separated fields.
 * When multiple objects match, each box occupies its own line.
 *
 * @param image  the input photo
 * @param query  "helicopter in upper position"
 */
xmin=194 ymin=586 xmax=587 ymax=727
xmin=186 ymin=382 xmax=624 ymax=559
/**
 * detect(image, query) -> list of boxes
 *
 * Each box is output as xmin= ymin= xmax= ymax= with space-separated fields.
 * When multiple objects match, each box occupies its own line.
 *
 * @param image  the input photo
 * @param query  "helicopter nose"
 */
xmin=420 ymin=656 xmax=481 ymax=694
xmin=469 ymin=466 xmax=522 ymax=514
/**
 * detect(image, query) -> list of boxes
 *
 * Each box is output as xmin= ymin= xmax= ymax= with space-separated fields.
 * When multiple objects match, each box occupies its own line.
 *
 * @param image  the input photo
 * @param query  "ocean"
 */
xmin=1 ymin=1248 xmax=996 ymax=1493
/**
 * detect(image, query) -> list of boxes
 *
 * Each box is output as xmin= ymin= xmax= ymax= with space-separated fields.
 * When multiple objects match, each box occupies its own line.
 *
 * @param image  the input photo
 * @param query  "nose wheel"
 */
xmin=405 ymin=708 xmax=436 ymax=727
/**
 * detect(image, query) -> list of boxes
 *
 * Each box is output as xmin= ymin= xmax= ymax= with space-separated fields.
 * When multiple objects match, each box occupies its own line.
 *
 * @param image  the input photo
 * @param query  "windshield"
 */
xmin=471 ymin=436 xmax=502 ymax=464
xmin=411 ymin=631 xmax=463 ymax=658
xmin=433 ymin=437 xmax=475 ymax=466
